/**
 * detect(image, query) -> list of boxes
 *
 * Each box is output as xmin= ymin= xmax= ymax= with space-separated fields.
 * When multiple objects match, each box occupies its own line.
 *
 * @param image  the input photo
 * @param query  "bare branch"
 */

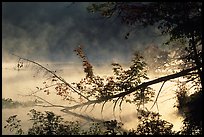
xmin=119 ymin=96 xmax=125 ymax=111
xmin=150 ymin=81 xmax=166 ymax=110
xmin=113 ymin=97 xmax=121 ymax=114
xmin=89 ymin=103 xmax=97 ymax=113
xmin=29 ymin=83 xmax=60 ymax=95
xmin=101 ymin=100 xmax=109 ymax=116
xmin=11 ymin=53 xmax=90 ymax=101
xmin=84 ymin=103 xmax=91 ymax=112
xmin=156 ymin=102 xmax=159 ymax=113
xmin=160 ymin=96 xmax=176 ymax=103
xmin=63 ymin=99 xmax=103 ymax=110
xmin=18 ymin=93 xmax=68 ymax=109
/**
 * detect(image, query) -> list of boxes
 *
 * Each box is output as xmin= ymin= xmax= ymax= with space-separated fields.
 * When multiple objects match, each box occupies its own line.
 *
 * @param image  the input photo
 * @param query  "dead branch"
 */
xmin=119 ymin=96 xmax=125 ymax=111
xmin=101 ymin=100 xmax=109 ymax=116
xmin=11 ymin=53 xmax=90 ymax=101
xmin=29 ymin=83 xmax=60 ymax=95
xmin=150 ymin=81 xmax=166 ymax=110
xmin=18 ymin=93 xmax=68 ymax=109
xmin=113 ymin=97 xmax=121 ymax=114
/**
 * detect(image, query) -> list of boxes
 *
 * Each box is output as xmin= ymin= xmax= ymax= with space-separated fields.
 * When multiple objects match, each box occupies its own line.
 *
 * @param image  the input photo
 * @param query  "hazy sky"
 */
xmin=2 ymin=2 xmax=167 ymax=65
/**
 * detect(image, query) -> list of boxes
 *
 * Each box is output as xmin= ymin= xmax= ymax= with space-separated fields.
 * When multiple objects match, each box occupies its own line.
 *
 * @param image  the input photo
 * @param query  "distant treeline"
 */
xmin=2 ymin=98 xmax=43 ymax=109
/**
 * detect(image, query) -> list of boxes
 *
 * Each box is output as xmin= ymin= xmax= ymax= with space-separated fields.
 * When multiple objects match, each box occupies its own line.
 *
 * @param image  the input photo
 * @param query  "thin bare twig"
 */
xmin=29 ymin=83 xmax=60 ymax=95
xmin=160 ymin=96 xmax=176 ymax=103
xmin=11 ymin=53 xmax=90 ymax=101
xmin=119 ymin=96 xmax=125 ymax=111
xmin=113 ymin=97 xmax=121 ymax=114
xmin=150 ymin=81 xmax=166 ymax=110
xmin=89 ymin=103 xmax=97 ymax=113
xmin=18 ymin=93 xmax=68 ymax=109
xmin=101 ymin=100 xmax=109 ymax=116
xmin=156 ymin=102 xmax=159 ymax=113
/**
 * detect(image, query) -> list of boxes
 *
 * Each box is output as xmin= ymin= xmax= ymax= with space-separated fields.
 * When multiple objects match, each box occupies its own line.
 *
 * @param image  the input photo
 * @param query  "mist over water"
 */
xmin=2 ymin=2 xmax=167 ymax=64
xmin=2 ymin=61 xmax=184 ymax=134
xmin=2 ymin=2 xmax=184 ymax=135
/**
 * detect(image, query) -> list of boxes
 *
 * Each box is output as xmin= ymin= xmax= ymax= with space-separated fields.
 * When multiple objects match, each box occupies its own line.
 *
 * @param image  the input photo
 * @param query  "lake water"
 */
xmin=2 ymin=62 xmax=184 ymax=134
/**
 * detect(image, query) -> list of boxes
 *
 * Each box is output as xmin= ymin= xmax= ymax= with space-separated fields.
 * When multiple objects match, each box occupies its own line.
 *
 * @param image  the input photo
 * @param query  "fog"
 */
xmin=2 ymin=2 xmax=167 ymax=64
xmin=2 ymin=2 xmax=184 ymax=134
xmin=2 ymin=61 xmax=184 ymax=134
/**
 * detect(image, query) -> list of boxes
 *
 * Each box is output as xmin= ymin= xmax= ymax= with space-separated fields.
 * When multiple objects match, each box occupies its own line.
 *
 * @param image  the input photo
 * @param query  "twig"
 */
xmin=119 ymin=96 xmax=125 ymax=111
xmin=89 ymin=103 xmax=97 ymax=113
xmin=156 ymin=102 xmax=159 ymax=113
xmin=160 ymin=96 xmax=176 ymax=103
xmin=84 ymin=103 xmax=91 ymax=112
xmin=113 ymin=97 xmax=121 ymax=114
xmin=18 ymin=93 xmax=68 ymax=109
xmin=101 ymin=100 xmax=108 ymax=117
xmin=29 ymin=83 xmax=60 ymax=95
xmin=150 ymin=81 xmax=166 ymax=110
xmin=11 ymin=53 xmax=90 ymax=101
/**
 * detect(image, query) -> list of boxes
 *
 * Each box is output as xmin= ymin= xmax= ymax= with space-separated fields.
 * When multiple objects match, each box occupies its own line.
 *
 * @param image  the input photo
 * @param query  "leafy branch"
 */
xmin=10 ymin=48 xmax=200 ymax=113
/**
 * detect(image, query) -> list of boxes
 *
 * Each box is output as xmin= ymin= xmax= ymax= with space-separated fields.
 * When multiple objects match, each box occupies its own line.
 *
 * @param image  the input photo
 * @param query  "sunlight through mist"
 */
xmin=2 ymin=62 xmax=186 ymax=133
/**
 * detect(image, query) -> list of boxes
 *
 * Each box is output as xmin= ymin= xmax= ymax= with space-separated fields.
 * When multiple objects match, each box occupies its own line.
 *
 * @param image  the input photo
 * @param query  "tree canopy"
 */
xmin=87 ymin=2 xmax=202 ymax=85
